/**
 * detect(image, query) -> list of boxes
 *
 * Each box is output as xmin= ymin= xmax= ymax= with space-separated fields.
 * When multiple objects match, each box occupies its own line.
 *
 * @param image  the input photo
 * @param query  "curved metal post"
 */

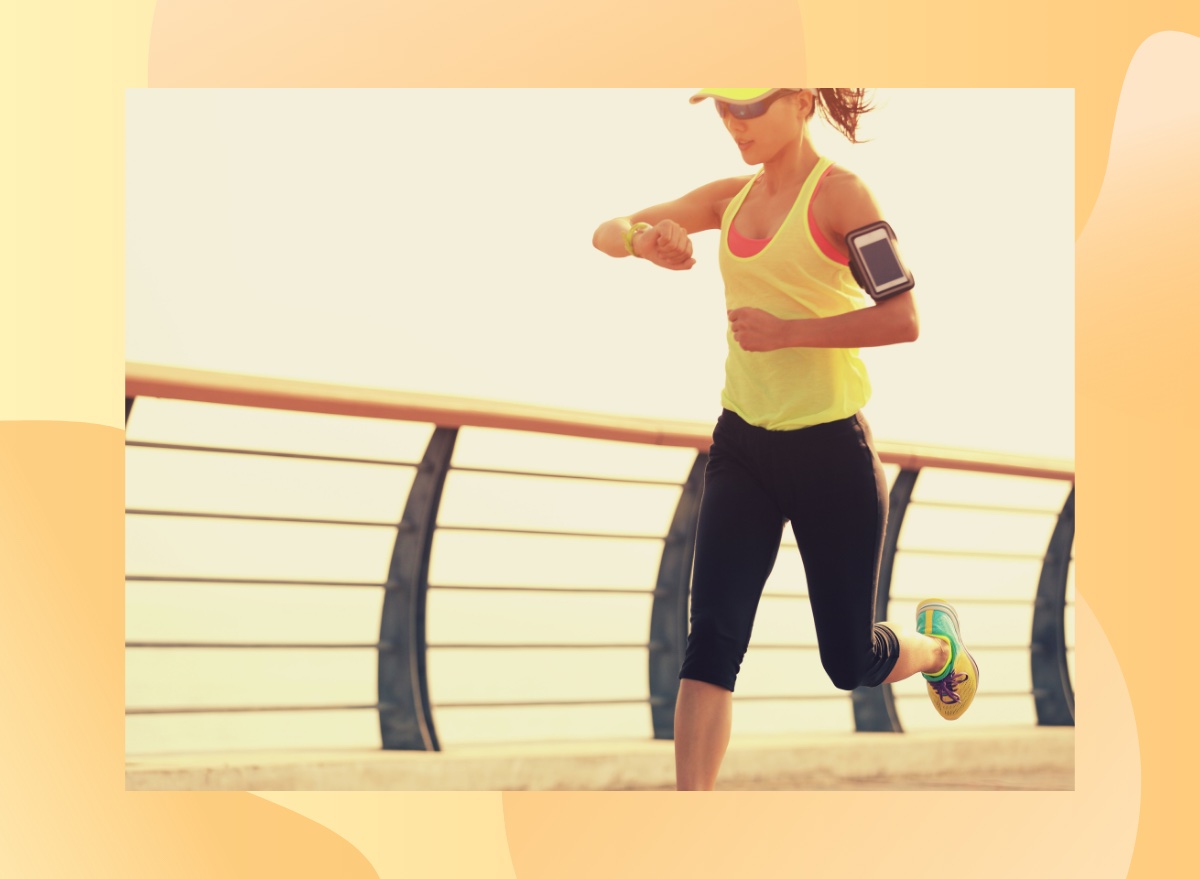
xmin=649 ymin=452 xmax=707 ymax=739
xmin=852 ymin=467 xmax=919 ymax=733
xmin=1031 ymin=485 xmax=1075 ymax=726
xmin=378 ymin=426 xmax=457 ymax=750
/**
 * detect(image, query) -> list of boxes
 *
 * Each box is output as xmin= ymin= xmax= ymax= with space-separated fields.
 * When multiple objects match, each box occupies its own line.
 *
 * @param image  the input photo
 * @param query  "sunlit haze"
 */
xmin=127 ymin=89 xmax=1074 ymax=459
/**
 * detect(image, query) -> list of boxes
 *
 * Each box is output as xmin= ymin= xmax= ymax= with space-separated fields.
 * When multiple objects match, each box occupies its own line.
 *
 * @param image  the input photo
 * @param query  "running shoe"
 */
xmin=916 ymin=599 xmax=979 ymax=721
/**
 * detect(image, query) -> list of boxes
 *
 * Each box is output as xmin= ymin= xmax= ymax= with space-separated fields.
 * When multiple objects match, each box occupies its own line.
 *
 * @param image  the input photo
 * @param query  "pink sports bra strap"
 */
xmin=809 ymin=166 xmax=849 ymax=265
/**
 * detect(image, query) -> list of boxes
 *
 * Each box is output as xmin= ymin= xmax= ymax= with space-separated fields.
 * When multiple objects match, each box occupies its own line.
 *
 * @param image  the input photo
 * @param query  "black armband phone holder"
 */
xmin=845 ymin=221 xmax=915 ymax=302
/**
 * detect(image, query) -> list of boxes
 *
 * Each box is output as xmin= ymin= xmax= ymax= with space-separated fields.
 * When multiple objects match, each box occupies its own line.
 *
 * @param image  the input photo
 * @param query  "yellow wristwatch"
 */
xmin=623 ymin=222 xmax=652 ymax=257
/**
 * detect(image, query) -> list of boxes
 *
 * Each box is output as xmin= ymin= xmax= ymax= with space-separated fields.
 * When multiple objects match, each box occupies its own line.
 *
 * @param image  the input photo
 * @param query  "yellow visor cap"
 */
xmin=688 ymin=88 xmax=779 ymax=105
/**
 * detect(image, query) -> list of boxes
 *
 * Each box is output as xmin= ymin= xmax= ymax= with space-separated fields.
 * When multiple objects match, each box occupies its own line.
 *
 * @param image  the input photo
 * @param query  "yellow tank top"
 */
xmin=718 ymin=156 xmax=873 ymax=430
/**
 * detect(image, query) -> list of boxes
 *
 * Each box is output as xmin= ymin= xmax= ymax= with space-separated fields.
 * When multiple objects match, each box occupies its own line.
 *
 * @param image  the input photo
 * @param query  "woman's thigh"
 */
xmin=682 ymin=418 xmax=787 ymax=689
xmin=781 ymin=415 xmax=889 ymax=664
xmin=691 ymin=450 xmax=788 ymax=640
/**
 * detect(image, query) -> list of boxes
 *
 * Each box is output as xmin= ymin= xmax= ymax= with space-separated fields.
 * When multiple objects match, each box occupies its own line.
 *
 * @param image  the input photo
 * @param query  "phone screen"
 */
xmin=860 ymin=238 xmax=907 ymax=289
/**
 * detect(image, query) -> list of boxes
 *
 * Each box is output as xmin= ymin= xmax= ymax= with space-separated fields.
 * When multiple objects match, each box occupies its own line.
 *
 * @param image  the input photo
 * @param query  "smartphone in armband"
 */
xmin=845 ymin=221 xmax=915 ymax=302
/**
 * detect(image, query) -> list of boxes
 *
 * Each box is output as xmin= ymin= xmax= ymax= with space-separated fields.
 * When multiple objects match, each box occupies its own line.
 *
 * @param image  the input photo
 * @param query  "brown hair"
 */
xmin=807 ymin=89 xmax=874 ymax=143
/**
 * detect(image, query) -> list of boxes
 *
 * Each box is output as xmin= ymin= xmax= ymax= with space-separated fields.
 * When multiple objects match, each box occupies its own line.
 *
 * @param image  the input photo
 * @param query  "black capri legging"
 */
xmin=679 ymin=408 xmax=900 ymax=693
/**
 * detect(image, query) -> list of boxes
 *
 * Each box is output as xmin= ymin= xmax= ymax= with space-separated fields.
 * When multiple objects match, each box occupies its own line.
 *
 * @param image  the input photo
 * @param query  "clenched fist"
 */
xmin=728 ymin=307 xmax=789 ymax=352
xmin=633 ymin=220 xmax=696 ymax=270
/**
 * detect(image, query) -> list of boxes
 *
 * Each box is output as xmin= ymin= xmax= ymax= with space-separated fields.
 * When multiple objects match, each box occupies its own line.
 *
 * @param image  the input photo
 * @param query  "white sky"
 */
xmin=126 ymin=89 xmax=1074 ymax=460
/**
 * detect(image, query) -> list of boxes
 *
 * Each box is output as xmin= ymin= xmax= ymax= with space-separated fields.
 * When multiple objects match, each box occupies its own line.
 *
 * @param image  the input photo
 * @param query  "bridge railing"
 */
xmin=125 ymin=363 xmax=1074 ymax=754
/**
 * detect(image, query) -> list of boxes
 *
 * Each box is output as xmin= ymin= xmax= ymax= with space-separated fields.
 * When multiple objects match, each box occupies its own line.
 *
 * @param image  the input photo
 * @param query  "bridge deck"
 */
xmin=126 ymin=726 xmax=1073 ymax=791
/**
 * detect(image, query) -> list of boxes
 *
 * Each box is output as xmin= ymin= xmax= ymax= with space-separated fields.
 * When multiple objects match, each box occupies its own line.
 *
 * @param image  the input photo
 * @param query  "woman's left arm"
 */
xmin=728 ymin=174 xmax=920 ymax=352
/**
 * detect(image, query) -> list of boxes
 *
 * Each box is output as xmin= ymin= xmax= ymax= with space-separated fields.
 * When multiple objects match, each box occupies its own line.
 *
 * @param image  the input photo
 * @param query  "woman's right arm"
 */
xmin=592 ymin=176 xmax=751 ymax=271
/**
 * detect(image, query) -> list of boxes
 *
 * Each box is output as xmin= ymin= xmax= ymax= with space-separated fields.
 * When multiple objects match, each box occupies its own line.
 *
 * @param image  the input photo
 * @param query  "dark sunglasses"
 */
xmin=714 ymin=90 xmax=799 ymax=121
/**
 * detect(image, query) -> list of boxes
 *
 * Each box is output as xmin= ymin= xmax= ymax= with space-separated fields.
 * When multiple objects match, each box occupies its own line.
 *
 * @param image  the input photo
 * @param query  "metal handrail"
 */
xmin=125 ymin=362 xmax=1075 ymax=749
xmin=126 ymin=362 xmax=1073 ymax=479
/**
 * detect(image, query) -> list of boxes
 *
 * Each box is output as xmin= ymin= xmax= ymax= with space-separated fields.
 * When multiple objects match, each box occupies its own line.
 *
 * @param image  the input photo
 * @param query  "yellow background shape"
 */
xmin=6 ymin=0 xmax=1200 ymax=875
xmin=0 ymin=424 xmax=380 ymax=877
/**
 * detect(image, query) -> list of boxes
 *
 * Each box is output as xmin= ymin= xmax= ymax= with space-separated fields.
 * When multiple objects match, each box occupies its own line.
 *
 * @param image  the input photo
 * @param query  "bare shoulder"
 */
xmin=816 ymin=165 xmax=877 ymax=208
xmin=814 ymin=165 xmax=885 ymax=238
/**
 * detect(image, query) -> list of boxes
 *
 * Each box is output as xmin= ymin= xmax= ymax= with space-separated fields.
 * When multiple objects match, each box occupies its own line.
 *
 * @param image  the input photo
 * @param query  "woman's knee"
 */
xmin=819 ymin=641 xmax=878 ymax=690
xmin=822 ymin=657 xmax=869 ymax=691
xmin=821 ymin=624 xmax=900 ymax=690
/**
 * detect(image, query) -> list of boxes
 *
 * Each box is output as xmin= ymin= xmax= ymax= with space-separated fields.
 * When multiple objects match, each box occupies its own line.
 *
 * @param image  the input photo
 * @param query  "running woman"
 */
xmin=592 ymin=89 xmax=978 ymax=791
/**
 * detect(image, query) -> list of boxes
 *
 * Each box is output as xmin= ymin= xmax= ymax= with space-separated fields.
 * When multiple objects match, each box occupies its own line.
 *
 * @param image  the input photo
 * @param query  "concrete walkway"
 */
xmin=126 ymin=726 xmax=1073 ymax=791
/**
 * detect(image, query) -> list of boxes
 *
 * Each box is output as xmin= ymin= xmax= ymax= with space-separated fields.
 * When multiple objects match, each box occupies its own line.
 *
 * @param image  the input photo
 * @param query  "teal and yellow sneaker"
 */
xmin=916 ymin=599 xmax=979 ymax=721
